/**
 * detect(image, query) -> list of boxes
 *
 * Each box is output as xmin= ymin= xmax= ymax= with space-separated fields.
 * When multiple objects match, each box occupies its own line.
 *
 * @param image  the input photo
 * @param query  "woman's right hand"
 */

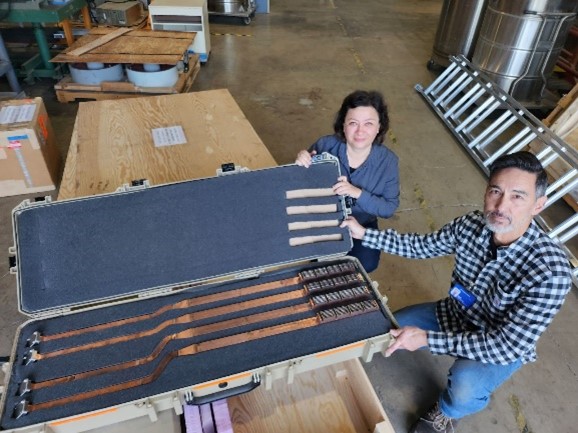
xmin=295 ymin=150 xmax=316 ymax=167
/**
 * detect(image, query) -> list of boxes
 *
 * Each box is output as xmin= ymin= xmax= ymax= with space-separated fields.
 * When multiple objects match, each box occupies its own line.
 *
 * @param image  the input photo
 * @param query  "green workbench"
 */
xmin=1 ymin=0 xmax=91 ymax=82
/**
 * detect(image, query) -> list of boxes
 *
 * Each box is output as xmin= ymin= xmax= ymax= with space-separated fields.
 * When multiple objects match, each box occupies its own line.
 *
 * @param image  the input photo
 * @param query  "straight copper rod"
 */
xmin=289 ymin=234 xmax=343 ymax=246
xmin=286 ymin=204 xmax=338 ymax=215
xmin=285 ymin=188 xmax=334 ymax=199
xmin=288 ymin=220 xmax=339 ymax=231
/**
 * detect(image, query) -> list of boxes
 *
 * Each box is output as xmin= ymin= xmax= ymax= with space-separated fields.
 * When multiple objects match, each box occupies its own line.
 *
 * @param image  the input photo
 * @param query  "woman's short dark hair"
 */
xmin=489 ymin=151 xmax=548 ymax=198
xmin=333 ymin=90 xmax=389 ymax=144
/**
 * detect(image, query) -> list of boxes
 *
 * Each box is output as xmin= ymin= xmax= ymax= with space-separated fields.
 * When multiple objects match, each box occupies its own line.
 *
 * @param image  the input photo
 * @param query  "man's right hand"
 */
xmin=385 ymin=326 xmax=428 ymax=357
xmin=340 ymin=216 xmax=366 ymax=239
xmin=295 ymin=150 xmax=316 ymax=167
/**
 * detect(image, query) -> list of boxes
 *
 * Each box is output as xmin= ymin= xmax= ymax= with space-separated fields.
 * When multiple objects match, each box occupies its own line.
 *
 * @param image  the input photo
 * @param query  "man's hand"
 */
xmin=385 ymin=326 xmax=428 ymax=357
xmin=340 ymin=216 xmax=366 ymax=239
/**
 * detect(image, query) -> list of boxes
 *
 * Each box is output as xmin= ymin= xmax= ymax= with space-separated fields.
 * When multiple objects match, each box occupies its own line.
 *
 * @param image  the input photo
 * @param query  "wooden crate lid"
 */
xmin=51 ymin=28 xmax=195 ymax=65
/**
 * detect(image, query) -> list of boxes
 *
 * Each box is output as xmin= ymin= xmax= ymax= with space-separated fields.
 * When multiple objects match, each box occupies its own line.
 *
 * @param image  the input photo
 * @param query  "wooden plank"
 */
xmin=56 ymin=53 xmax=188 ymax=64
xmin=544 ymin=82 xmax=578 ymax=127
xmin=83 ymin=28 xmax=193 ymax=38
xmin=67 ymin=27 xmax=133 ymax=56
xmin=549 ymin=101 xmax=578 ymax=138
xmin=55 ymin=90 xmax=143 ymax=103
xmin=528 ymin=135 xmax=578 ymax=212
xmin=58 ymin=89 xmax=277 ymax=200
xmin=51 ymin=29 xmax=195 ymax=64
xmin=535 ymin=84 xmax=578 ymax=211
xmin=71 ymin=35 xmax=194 ymax=56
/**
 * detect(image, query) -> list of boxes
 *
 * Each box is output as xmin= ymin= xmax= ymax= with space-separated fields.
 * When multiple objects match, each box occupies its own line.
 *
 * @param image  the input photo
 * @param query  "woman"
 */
xmin=295 ymin=90 xmax=400 ymax=272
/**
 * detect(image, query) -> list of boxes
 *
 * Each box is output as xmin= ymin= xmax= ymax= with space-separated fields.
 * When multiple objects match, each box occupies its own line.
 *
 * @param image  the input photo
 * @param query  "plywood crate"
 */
xmin=0 ymin=98 xmax=61 ymax=197
xmin=229 ymin=359 xmax=395 ymax=433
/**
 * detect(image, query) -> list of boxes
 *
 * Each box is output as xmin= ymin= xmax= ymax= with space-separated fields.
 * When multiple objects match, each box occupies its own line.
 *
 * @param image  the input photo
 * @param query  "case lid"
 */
xmin=12 ymin=159 xmax=352 ymax=315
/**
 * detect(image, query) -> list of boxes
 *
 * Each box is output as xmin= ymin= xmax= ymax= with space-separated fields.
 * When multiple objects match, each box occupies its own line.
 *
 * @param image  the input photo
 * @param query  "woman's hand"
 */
xmin=333 ymin=176 xmax=362 ymax=199
xmin=295 ymin=150 xmax=316 ymax=167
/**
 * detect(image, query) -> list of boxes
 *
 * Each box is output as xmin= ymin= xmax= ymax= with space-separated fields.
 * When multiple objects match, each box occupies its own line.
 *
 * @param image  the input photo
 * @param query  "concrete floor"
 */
xmin=1 ymin=0 xmax=578 ymax=432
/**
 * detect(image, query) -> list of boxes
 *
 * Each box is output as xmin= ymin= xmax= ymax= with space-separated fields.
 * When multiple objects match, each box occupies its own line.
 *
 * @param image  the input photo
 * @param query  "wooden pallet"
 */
xmin=54 ymin=58 xmax=200 ymax=103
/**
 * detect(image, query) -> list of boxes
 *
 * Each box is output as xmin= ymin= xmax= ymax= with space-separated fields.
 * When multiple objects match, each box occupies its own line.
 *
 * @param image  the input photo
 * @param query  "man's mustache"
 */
xmin=486 ymin=210 xmax=511 ymax=222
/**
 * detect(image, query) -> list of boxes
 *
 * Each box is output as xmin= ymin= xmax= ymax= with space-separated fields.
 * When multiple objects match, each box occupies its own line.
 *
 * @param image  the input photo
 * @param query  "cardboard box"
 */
xmin=0 ymin=98 xmax=61 ymax=198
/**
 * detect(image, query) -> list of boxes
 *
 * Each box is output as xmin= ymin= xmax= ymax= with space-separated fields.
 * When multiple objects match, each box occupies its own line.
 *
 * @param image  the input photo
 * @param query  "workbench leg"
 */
xmin=0 ymin=33 xmax=21 ymax=94
xmin=61 ymin=19 xmax=75 ymax=47
xmin=33 ymin=24 xmax=55 ymax=71
xmin=82 ymin=5 xmax=93 ymax=29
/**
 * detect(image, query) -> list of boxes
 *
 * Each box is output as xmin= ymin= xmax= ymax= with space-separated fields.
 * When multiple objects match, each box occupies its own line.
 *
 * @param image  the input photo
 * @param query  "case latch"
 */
xmin=8 ymin=254 xmax=16 ymax=274
xmin=311 ymin=152 xmax=339 ymax=164
xmin=216 ymin=163 xmax=250 ymax=176
xmin=116 ymin=179 xmax=151 ymax=192
xmin=13 ymin=196 xmax=52 ymax=211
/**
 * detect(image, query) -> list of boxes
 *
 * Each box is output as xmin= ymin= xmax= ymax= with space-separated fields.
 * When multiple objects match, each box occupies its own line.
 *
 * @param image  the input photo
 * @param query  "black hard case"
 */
xmin=1 ymin=157 xmax=394 ymax=431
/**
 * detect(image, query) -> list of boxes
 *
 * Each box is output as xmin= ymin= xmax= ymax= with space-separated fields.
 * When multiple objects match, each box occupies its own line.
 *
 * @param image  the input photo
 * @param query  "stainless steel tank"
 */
xmin=472 ymin=0 xmax=578 ymax=104
xmin=429 ymin=0 xmax=489 ymax=69
xmin=208 ymin=0 xmax=249 ymax=14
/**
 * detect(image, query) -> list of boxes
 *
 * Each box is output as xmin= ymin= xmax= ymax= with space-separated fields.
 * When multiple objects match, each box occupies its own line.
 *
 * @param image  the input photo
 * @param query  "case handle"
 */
xmin=184 ymin=375 xmax=260 ymax=406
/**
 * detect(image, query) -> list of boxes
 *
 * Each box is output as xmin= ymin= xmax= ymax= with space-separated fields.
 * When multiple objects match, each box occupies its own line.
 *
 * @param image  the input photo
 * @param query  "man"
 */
xmin=341 ymin=151 xmax=572 ymax=433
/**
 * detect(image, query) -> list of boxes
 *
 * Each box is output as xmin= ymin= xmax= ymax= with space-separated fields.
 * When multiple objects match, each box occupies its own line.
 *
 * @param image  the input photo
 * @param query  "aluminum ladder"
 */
xmin=415 ymin=55 xmax=578 ymax=284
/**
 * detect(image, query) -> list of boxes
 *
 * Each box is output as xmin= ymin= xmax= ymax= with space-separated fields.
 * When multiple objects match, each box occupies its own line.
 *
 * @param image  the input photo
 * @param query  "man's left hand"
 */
xmin=385 ymin=326 xmax=428 ymax=357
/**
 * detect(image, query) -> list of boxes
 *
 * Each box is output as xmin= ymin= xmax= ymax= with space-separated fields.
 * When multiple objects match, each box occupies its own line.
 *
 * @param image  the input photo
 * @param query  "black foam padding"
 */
xmin=14 ymin=162 xmax=351 ymax=314
xmin=1 ymin=260 xmax=392 ymax=429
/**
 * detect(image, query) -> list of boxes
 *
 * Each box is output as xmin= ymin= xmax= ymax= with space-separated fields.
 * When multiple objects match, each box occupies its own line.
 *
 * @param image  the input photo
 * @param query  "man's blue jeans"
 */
xmin=395 ymin=302 xmax=523 ymax=419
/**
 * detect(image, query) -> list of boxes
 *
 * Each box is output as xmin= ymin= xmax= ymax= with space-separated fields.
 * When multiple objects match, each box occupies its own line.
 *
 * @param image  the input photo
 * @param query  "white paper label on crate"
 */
xmin=0 ymin=104 xmax=36 ymax=125
xmin=152 ymin=126 xmax=187 ymax=147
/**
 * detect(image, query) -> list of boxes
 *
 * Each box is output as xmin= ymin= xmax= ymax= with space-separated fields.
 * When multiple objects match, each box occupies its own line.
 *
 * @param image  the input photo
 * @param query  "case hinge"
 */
xmin=233 ymin=270 xmax=262 ymax=280
xmin=135 ymin=398 xmax=158 ymax=422
xmin=264 ymin=368 xmax=273 ymax=390
xmin=362 ymin=341 xmax=376 ymax=363
xmin=172 ymin=394 xmax=183 ymax=415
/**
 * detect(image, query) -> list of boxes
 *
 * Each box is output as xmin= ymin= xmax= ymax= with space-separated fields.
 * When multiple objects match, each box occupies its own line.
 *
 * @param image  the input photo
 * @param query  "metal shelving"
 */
xmin=416 ymin=55 xmax=578 ymax=284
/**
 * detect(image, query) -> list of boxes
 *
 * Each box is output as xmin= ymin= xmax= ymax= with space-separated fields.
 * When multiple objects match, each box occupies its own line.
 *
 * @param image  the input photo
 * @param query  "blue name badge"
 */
xmin=449 ymin=283 xmax=477 ymax=309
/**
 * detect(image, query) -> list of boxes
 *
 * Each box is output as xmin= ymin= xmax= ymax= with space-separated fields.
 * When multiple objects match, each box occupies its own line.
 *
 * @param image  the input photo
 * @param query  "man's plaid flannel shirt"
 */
xmin=363 ymin=211 xmax=572 ymax=364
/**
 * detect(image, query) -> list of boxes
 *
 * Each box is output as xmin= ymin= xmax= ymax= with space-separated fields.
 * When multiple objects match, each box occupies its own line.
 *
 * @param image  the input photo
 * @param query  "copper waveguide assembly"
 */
xmin=15 ymin=262 xmax=379 ymax=418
